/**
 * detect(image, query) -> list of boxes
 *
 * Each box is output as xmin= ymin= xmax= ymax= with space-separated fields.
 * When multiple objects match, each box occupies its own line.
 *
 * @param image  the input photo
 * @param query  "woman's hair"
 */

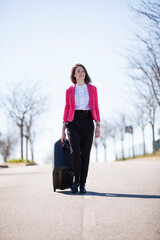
xmin=70 ymin=63 xmax=92 ymax=84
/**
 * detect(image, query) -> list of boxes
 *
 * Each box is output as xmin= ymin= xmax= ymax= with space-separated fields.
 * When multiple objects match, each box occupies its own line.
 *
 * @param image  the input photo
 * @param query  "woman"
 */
xmin=61 ymin=63 xmax=100 ymax=194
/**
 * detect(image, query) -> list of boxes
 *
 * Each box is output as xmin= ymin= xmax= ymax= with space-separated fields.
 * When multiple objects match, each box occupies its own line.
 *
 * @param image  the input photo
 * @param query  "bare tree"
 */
xmin=116 ymin=113 xmax=127 ymax=160
xmin=134 ymin=104 xmax=148 ymax=155
xmin=124 ymin=1 xmax=160 ymax=155
xmin=129 ymin=0 xmax=160 ymax=38
xmin=127 ymin=0 xmax=160 ymax=106
xmin=24 ymin=122 xmax=30 ymax=161
xmin=24 ymin=99 xmax=46 ymax=162
xmin=93 ymin=138 xmax=100 ymax=162
xmin=130 ymin=84 xmax=159 ymax=154
xmin=99 ymin=120 xmax=111 ymax=162
xmin=0 ymin=132 xmax=17 ymax=163
xmin=29 ymin=131 xmax=36 ymax=163
xmin=109 ymin=122 xmax=119 ymax=161
xmin=127 ymin=40 xmax=160 ymax=108
xmin=1 ymin=89 xmax=29 ymax=159
xmin=24 ymin=120 xmax=36 ymax=163
xmin=0 ymin=82 xmax=47 ymax=160
xmin=144 ymin=92 xmax=159 ymax=153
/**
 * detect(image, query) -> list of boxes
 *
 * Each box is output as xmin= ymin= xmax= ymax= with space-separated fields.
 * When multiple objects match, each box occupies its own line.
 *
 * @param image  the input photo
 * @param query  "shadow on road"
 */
xmin=56 ymin=191 xmax=160 ymax=199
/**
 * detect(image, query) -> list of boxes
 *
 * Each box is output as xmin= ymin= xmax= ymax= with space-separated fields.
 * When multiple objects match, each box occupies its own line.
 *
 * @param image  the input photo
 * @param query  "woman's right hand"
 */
xmin=61 ymin=131 xmax=66 ymax=143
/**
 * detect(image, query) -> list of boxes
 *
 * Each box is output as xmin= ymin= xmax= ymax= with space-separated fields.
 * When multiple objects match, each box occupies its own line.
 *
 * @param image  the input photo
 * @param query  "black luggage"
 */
xmin=52 ymin=139 xmax=73 ymax=192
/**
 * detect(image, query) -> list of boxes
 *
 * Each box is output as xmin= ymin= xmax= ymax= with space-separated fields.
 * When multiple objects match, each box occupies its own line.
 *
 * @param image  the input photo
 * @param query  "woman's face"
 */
xmin=74 ymin=66 xmax=86 ymax=82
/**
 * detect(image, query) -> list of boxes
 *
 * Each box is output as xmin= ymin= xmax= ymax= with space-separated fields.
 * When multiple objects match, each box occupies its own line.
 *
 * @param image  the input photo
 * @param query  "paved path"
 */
xmin=0 ymin=160 xmax=160 ymax=240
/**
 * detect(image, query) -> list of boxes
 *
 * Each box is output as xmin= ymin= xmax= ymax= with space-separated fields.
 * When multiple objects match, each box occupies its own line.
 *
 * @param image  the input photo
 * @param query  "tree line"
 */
xmin=93 ymin=0 xmax=160 ymax=161
xmin=0 ymin=82 xmax=47 ymax=163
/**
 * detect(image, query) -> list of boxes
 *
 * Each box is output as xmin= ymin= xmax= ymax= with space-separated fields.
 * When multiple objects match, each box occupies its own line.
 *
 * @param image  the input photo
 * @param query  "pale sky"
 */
xmin=0 ymin=0 xmax=159 ymax=164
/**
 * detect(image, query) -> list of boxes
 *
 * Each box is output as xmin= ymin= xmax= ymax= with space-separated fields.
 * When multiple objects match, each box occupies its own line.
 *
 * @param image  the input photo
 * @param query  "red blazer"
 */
xmin=63 ymin=83 xmax=100 ymax=123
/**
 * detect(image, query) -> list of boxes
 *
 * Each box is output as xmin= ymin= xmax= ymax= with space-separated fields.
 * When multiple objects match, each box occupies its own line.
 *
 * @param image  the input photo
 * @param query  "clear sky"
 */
xmin=0 ymin=0 xmax=159 ymax=164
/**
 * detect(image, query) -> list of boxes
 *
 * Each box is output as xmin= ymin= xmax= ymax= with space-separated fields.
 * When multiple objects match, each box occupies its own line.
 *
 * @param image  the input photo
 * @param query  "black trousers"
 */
xmin=66 ymin=110 xmax=94 ymax=185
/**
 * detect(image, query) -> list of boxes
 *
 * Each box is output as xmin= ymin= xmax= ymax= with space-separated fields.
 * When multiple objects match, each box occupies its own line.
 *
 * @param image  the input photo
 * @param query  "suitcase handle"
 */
xmin=60 ymin=139 xmax=70 ymax=150
xmin=68 ymin=171 xmax=74 ymax=176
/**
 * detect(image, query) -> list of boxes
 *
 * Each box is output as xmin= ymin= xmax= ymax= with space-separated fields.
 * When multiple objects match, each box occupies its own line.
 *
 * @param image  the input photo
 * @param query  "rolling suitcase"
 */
xmin=52 ymin=139 xmax=73 ymax=192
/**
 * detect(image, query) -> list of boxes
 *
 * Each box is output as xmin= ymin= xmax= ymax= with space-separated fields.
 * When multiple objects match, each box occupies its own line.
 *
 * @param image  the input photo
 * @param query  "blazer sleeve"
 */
xmin=95 ymin=87 xmax=100 ymax=122
xmin=62 ymin=89 xmax=69 ymax=123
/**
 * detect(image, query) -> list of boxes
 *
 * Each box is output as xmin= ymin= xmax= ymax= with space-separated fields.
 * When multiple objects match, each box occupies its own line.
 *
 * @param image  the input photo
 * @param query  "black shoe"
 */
xmin=80 ymin=185 xmax=87 ymax=194
xmin=71 ymin=181 xmax=79 ymax=193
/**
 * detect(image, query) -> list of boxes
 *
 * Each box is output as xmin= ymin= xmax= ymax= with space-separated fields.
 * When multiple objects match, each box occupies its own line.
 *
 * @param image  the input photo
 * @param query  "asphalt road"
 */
xmin=0 ymin=160 xmax=160 ymax=240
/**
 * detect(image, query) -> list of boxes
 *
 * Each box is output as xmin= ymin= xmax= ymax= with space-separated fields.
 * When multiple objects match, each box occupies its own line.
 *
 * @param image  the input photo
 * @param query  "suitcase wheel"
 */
xmin=54 ymin=187 xmax=56 ymax=192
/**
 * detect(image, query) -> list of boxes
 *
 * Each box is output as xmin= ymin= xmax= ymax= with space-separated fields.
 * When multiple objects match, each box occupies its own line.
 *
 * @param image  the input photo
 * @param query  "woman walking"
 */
xmin=61 ymin=63 xmax=100 ymax=193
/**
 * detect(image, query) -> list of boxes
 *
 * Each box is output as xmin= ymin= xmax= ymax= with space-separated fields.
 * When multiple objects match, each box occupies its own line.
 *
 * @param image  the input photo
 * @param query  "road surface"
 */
xmin=0 ymin=160 xmax=160 ymax=240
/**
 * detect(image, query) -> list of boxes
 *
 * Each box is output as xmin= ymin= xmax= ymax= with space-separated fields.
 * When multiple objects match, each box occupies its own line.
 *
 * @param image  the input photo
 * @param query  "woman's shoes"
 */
xmin=80 ymin=185 xmax=87 ymax=194
xmin=71 ymin=181 xmax=79 ymax=193
xmin=71 ymin=182 xmax=87 ymax=194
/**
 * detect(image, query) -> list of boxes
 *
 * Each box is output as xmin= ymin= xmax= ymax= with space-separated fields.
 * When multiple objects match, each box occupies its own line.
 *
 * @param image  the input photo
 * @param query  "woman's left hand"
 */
xmin=95 ymin=126 xmax=100 ymax=138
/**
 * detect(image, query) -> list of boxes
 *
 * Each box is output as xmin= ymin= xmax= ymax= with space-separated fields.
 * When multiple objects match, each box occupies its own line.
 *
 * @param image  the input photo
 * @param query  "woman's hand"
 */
xmin=95 ymin=126 xmax=100 ymax=138
xmin=61 ymin=122 xmax=67 ymax=143
xmin=61 ymin=131 xmax=66 ymax=143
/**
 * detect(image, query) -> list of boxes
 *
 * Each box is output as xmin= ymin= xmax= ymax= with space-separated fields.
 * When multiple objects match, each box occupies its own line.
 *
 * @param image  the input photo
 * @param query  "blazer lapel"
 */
xmin=71 ymin=84 xmax=76 ymax=107
xmin=87 ymin=84 xmax=93 ymax=106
